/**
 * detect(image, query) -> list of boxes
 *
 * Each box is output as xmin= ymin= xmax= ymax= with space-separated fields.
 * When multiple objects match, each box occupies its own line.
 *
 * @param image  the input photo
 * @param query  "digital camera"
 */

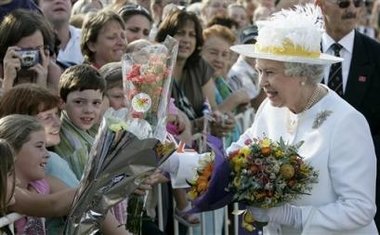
xmin=17 ymin=49 xmax=40 ymax=69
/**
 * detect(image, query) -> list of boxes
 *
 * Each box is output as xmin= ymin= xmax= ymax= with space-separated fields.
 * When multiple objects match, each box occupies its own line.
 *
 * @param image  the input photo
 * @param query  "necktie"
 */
xmin=328 ymin=43 xmax=344 ymax=96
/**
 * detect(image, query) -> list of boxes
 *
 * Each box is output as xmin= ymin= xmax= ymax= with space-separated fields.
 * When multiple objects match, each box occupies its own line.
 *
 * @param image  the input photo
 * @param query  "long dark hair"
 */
xmin=155 ymin=9 xmax=204 ymax=67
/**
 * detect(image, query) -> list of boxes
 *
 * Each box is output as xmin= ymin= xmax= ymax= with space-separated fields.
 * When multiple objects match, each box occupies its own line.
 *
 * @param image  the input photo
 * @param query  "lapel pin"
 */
xmin=358 ymin=76 xmax=367 ymax=82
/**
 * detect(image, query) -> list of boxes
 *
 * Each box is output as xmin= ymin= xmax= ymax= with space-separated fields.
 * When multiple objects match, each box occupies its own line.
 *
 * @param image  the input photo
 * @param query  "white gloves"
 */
xmin=249 ymin=203 xmax=303 ymax=230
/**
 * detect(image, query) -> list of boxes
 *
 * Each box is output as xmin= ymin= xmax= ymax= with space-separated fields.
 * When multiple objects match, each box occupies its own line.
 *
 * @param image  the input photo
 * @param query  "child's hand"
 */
xmin=167 ymin=113 xmax=186 ymax=135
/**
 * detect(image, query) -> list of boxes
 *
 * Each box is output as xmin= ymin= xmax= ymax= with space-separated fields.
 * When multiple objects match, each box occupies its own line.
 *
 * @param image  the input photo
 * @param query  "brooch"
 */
xmin=312 ymin=110 xmax=333 ymax=129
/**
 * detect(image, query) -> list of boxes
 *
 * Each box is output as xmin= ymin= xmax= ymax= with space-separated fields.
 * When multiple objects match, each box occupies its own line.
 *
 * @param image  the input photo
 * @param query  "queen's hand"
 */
xmin=248 ymin=203 xmax=302 ymax=229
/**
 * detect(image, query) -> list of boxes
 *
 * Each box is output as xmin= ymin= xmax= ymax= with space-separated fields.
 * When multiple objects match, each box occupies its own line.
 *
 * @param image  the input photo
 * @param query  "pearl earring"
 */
xmin=301 ymin=81 xmax=306 ymax=86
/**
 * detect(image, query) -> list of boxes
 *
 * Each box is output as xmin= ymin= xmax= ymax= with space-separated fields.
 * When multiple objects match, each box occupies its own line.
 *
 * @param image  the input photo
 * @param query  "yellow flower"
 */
xmin=109 ymin=122 xmax=128 ymax=132
xmin=274 ymin=149 xmax=284 ymax=158
xmin=233 ymin=176 xmax=241 ymax=187
xmin=187 ymin=189 xmax=198 ymax=200
xmin=242 ymin=221 xmax=255 ymax=232
xmin=243 ymin=211 xmax=255 ymax=223
xmin=240 ymin=145 xmax=251 ymax=158
xmin=261 ymin=138 xmax=271 ymax=148
xmin=299 ymin=164 xmax=311 ymax=175
xmin=280 ymin=164 xmax=295 ymax=179
xmin=233 ymin=157 xmax=247 ymax=172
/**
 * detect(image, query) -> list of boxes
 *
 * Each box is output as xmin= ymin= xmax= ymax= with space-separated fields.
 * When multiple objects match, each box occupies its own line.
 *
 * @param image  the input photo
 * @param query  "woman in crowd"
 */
xmin=118 ymin=4 xmax=154 ymax=43
xmin=72 ymin=0 xmax=103 ymax=15
xmin=156 ymin=9 xmax=232 ymax=235
xmin=227 ymin=3 xmax=249 ymax=30
xmin=200 ymin=0 xmax=228 ymax=27
xmin=81 ymin=9 xmax=127 ymax=69
xmin=156 ymin=9 xmax=234 ymax=138
xmin=202 ymin=25 xmax=250 ymax=147
xmin=0 ymin=9 xmax=62 ymax=95
xmin=229 ymin=4 xmax=377 ymax=234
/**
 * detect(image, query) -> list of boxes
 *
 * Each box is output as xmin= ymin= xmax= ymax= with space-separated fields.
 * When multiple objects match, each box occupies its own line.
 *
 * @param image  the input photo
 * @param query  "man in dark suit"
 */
xmin=316 ymin=0 xmax=380 ymax=227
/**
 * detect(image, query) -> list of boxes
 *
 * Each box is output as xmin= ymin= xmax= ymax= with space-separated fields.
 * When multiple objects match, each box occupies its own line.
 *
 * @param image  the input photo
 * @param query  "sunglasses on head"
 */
xmin=334 ymin=0 xmax=364 ymax=8
xmin=118 ymin=4 xmax=150 ymax=16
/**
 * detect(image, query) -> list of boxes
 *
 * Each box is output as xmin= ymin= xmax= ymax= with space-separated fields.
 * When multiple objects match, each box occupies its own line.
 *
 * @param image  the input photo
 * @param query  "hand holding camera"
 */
xmin=18 ymin=46 xmax=49 ymax=87
xmin=2 ymin=46 xmax=22 ymax=90
xmin=2 ymin=45 xmax=49 ymax=89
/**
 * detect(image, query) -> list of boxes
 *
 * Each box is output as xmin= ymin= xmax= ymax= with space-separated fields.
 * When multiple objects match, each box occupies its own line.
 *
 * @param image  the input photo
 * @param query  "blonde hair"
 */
xmin=203 ymin=24 xmax=236 ymax=44
xmin=0 ymin=115 xmax=43 ymax=153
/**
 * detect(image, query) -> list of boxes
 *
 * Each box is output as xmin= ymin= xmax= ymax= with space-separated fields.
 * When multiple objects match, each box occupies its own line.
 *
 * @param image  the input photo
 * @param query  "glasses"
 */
xmin=332 ymin=0 xmax=364 ymax=8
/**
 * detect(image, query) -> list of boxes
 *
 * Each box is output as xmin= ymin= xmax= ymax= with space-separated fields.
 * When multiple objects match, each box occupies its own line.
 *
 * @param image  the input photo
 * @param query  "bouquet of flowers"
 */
xmin=122 ymin=36 xmax=178 ymax=234
xmin=186 ymin=135 xmax=234 ymax=213
xmin=227 ymin=137 xmax=318 ymax=208
xmin=64 ymin=109 xmax=176 ymax=235
xmin=122 ymin=36 xmax=178 ymax=142
xmin=186 ymin=136 xmax=318 ymax=231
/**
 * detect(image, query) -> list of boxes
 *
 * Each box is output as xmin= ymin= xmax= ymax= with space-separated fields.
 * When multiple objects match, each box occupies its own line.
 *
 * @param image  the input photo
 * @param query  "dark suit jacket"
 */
xmin=345 ymin=31 xmax=380 ymax=157
xmin=343 ymin=30 xmax=380 ymax=225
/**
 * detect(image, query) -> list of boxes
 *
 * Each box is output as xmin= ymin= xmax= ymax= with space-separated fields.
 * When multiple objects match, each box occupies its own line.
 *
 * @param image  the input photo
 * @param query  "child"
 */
xmin=0 ymin=84 xmax=79 ymax=234
xmin=99 ymin=62 xmax=126 ymax=111
xmin=0 ymin=138 xmax=16 ymax=235
xmin=54 ymin=64 xmax=129 ymax=227
xmin=0 ymin=115 xmax=128 ymax=235
xmin=0 ymin=84 xmax=79 ymax=188
xmin=0 ymin=114 xmax=71 ymax=234
xmin=54 ymin=64 xmax=105 ymax=180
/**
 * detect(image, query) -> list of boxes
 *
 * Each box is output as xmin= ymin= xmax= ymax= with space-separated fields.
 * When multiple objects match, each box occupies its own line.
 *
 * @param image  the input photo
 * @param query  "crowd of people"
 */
xmin=0 ymin=0 xmax=379 ymax=234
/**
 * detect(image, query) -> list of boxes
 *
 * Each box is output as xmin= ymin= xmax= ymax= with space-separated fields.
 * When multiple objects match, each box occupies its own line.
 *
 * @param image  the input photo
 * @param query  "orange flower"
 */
xmin=202 ymin=163 xmax=213 ymax=178
xmin=261 ymin=146 xmax=271 ymax=156
xmin=196 ymin=179 xmax=208 ymax=192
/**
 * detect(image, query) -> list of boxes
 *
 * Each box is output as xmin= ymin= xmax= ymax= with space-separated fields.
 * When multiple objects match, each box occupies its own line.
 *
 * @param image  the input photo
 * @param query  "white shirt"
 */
xmin=322 ymin=30 xmax=355 ymax=93
xmin=57 ymin=25 xmax=84 ymax=65
xmin=227 ymin=88 xmax=377 ymax=235
xmin=227 ymin=56 xmax=259 ymax=99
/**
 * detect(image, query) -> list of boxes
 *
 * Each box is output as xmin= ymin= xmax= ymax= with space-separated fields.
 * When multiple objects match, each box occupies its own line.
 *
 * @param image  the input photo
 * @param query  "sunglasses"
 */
xmin=118 ymin=4 xmax=150 ymax=17
xmin=333 ymin=0 xmax=364 ymax=8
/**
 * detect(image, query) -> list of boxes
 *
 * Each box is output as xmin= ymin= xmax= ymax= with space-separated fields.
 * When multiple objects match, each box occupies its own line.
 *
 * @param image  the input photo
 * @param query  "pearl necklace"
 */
xmin=287 ymin=85 xmax=324 ymax=134
xmin=300 ymin=85 xmax=323 ymax=113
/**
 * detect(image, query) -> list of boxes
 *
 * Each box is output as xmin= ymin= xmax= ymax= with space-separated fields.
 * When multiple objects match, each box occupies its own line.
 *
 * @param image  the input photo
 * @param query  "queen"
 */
xmin=228 ymin=4 xmax=378 ymax=235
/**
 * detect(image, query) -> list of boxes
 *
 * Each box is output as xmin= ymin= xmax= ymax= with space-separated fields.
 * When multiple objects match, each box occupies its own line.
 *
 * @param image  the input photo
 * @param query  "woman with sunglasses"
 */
xmin=118 ymin=4 xmax=154 ymax=43
xmin=317 ymin=0 xmax=380 ymax=228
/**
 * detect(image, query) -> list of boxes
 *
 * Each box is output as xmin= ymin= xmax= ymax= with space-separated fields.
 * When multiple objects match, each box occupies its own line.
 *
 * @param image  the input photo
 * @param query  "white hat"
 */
xmin=230 ymin=4 xmax=343 ymax=65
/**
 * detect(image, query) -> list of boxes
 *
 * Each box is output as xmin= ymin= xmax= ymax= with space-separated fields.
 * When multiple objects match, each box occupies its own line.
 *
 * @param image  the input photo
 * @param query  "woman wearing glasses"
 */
xmin=0 ymin=9 xmax=62 ymax=95
xmin=118 ymin=4 xmax=154 ymax=43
